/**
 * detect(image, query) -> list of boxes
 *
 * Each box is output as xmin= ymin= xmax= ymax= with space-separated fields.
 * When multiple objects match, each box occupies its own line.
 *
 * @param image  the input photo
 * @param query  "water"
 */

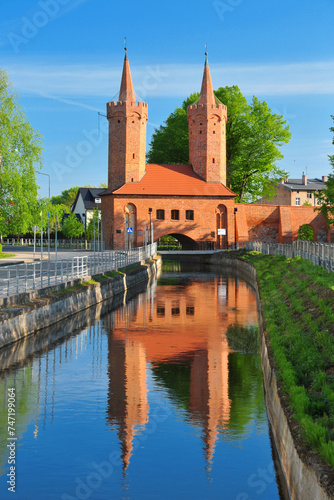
xmin=0 ymin=262 xmax=286 ymax=499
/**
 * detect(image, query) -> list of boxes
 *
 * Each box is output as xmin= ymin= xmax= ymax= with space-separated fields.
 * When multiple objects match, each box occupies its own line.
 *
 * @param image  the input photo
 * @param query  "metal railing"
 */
xmin=0 ymin=243 xmax=157 ymax=298
xmin=240 ymin=240 xmax=334 ymax=273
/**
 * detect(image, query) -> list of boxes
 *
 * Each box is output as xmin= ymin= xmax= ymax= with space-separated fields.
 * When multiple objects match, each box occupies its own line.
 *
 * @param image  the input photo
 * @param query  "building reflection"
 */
xmin=105 ymin=274 xmax=258 ymax=470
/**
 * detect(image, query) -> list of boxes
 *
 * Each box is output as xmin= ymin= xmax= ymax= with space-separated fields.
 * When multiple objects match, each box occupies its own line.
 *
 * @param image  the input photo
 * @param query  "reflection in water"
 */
xmin=0 ymin=265 xmax=284 ymax=500
xmin=105 ymin=270 xmax=258 ymax=471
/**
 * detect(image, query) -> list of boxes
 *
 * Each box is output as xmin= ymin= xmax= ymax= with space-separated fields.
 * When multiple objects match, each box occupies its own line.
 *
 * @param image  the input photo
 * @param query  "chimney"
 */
xmin=302 ymin=172 xmax=307 ymax=185
xmin=322 ymin=176 xmax=327 ymax=182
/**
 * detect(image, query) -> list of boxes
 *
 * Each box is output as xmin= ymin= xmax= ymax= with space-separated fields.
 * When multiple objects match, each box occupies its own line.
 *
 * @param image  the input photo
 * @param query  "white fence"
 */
xmin=0 ymin=243 xmax=157 ymax=298
xmin=243 ymin=240 xmax=334 ymax=273
xmin=2 ymin=238 xmax=105 ymax=251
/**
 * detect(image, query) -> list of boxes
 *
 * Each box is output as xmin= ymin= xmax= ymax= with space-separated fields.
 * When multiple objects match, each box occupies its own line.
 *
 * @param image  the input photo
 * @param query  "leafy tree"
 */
xmin=298 ymin=224 xmax=314 ymax=241
xmin=61 ymin=213 xmax=84 ymax=242
xmin=85 ymin=208 xmax=100 ymax=240
xmin=316 ymin=116 xmax=334 ymax=225
xmin=147 ymin=86 xmax=291 ymax=202
xmin=0 ymin=68 xmax=43 ymax=236
xmin=51 ymin=187 xmax=80 ymax=209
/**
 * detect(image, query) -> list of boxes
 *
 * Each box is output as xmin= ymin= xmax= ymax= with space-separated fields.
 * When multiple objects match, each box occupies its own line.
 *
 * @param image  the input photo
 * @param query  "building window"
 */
xmin=296 ymin=197 xmax=300 ymax=206
xmin=186 ymin=210 xmax=194 ymax=220
xmin=212 ymin=158 xmax=215 ymax=163
xmin=133 ymin=153 xmax=135 ymax=159
xmin=157 ymin=305 xmax=165 ymax=317
xmin=156 ymin=209 xmax=165 ymax=220
xmin=199 ymin=130 xmax=202 ymax=134
xmin=117 ymin=120 xmax=120 ymax=123
xmin=213 ymin=130 xmax=216 ymax=134
xmin=171 ymin=210 xmax=179 ymax=220
xmin=307 ymin=191 xmax=312 ymax=199
xmin=186 ymin=306 xmax=195 ymax=315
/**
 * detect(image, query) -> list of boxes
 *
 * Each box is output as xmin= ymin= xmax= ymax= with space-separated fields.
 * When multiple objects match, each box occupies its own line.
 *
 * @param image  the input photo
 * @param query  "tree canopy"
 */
xmin=61 ymin=213 xmax=84 ymax=241
xmin=316 ymin=116 xmax=334 ymax=225
xmin=0 ymin=68 xmax=43 ymax=235
xmin=147 ymin=86 xmax=291 ymax=202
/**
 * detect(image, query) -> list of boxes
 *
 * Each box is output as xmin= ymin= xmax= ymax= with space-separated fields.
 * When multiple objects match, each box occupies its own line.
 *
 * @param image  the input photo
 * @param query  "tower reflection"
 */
xmin=105 ymin=274 xmax=258 ymax=470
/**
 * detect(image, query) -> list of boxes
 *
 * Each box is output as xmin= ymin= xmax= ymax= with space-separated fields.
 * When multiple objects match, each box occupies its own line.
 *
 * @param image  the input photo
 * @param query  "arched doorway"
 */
xmin=216 ymin=204 xmax=227 ymax=249
xmin=124 ymin=203 xmax=136 ymax=248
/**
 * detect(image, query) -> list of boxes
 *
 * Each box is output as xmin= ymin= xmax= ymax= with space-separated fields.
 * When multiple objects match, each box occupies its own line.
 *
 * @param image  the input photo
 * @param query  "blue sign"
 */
xmin=127 ymin=227 xmax=133 ymax=233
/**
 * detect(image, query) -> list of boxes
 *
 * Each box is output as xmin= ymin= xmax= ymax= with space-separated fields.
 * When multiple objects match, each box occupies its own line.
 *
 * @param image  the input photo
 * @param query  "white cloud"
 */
xmin=3 ymin=60 xmax=334 ymax=103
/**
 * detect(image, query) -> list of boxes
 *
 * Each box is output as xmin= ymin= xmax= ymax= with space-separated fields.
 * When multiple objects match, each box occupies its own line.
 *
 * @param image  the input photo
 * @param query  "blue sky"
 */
xmin=1 ymin=0 xmax=334 ymax=198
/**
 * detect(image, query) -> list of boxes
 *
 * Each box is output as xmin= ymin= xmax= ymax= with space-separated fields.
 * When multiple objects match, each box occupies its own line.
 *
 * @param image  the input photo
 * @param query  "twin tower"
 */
xmin=106 ymin=50 xmax=227 ymax=192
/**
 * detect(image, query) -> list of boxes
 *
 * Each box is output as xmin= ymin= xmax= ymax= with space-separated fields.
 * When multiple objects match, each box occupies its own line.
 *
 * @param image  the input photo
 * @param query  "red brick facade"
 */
xmin=101 ymin=52 xmax=329 ymax=250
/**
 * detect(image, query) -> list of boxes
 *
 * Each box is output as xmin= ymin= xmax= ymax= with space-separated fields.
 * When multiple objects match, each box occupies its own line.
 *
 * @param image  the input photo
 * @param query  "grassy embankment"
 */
xmin=238 ymin=250 xmax=334 ymax=468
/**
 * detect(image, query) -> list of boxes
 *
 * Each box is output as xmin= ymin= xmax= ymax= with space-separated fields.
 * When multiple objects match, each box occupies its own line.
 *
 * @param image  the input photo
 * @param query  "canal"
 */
xmin=0 ymin=261 xmax=287 ymax=499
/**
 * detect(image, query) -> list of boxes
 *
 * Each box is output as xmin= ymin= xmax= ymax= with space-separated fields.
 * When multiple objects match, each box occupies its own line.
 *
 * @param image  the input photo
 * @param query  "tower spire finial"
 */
xmin=205 ymin=42 xmax=208 ymax=66
xmin=119 ymin=41 xmax=136 ymax=102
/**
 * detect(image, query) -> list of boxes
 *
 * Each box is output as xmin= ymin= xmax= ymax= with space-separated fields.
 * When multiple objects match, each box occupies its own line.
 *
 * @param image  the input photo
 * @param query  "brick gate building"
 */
xmin=101 ymin=50 xmax=328 ymax=249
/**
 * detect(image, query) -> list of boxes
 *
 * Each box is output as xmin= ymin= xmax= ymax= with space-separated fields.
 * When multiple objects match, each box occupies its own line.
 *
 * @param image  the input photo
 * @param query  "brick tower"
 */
xmin=187 ymin=53 xmax=227 ymax=185
xmin=106 ymin=48 xmax=148 ymax=191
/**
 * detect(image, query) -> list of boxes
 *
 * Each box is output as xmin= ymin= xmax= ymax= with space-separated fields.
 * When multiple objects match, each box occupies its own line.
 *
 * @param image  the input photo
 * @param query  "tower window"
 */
xmin=200 ymin=122 xmax=202 ymax=125
xmin=186 ymin=210 xmax=194 ymax=221
xmin=117 ymin=120 xmax=120 ymax=123
xmin=199 ymin=130 xmax=202 ymax=134
xmin=212 ymin=158 xmax=215 ymax=163
xmin=133 ymin=153 xmax=135 ymax=159
xmin=171 ymin=209 xmax=179 ymax=220
xmin=213 ymin=130 xmax=216 ymax=134
xmin=156 ymin=209 xmax=165 ymax=220
xmin=132 ymin=120 xmax=135 ymax=123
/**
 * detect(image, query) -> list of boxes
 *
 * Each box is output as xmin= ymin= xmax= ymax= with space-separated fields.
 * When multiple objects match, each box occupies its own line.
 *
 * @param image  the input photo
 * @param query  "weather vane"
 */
xmin=124 ymin=37 xmax=127 ymax=51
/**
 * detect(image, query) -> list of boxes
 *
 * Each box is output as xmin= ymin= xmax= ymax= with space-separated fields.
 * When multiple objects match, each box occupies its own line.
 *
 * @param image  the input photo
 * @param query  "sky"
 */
xmin=1 ymin=0 xmax=334 ymax=198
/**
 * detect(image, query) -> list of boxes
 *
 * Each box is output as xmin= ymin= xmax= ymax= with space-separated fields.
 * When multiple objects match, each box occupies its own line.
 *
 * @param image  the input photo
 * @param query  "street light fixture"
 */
xmin=234 ymin=207 xmax=238 ymax=248
xmin=148 ymin=208 xmax=152 ymax=245
xmin=36 ymin=171 xmax=50 ymax=199
xmin=37 ymin=172 xmax=51 ymax=261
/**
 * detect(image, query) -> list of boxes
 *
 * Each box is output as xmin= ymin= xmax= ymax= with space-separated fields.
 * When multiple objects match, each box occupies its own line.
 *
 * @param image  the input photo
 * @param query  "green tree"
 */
xmin=316 ymin=116 xmax=334 ymax=225
xmin=298 ymin=224 xmax=314 ymax=241
xmin=0 ymin=68 xmax=43 ymax=236
xmin=85 ymin=208 xmax=100 ymax=240
xmin=61 ymin=213 xmax=84 ymax=242
xmin=51 ymin=186 xmax=80 ymax=210
xmin=147 ymin=86 xmax=291 ymax=202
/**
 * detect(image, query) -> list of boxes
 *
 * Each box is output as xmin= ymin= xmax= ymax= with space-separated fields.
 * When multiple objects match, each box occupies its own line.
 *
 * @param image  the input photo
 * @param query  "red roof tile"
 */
xmin=113 ymin=164 xmax=236 ymax=197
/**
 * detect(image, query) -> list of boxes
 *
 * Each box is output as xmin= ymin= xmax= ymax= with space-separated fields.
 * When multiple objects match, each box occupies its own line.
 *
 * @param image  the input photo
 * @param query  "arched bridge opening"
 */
xmin=158 ymin=233 xmax=199 ymax=251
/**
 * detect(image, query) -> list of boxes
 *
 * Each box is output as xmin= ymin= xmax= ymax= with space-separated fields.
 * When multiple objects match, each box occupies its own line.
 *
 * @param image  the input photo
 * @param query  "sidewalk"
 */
xmin=0 ymin=251 xmax=45 ymax=267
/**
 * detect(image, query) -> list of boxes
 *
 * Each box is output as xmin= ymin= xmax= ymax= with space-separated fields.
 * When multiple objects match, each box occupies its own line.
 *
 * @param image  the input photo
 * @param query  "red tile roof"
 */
xmin=113 ymin=164 xmax=236 ymax=197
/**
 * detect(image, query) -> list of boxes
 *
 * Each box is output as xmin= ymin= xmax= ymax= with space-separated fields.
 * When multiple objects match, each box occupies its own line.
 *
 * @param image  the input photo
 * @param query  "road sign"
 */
xmin=127 ymin=227 xmax=133 ymax=233
xmin=32 ymin=225 xmax=39 ymax=233
xmin=218 ymin=228 xmax=226 ymax=235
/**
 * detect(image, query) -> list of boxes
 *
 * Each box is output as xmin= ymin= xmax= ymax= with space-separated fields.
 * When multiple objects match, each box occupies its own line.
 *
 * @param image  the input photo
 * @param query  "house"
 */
xmin=257 ymin=173 xmax=327 ymax=207
xmin=71 ymin=187 xmax=102 ymax=230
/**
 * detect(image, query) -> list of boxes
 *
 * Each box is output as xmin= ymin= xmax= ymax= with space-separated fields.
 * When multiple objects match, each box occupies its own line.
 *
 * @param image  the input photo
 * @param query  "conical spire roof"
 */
xmin=119 ymin=48 xmax=136 ymax=103
xmin=198 ymin=53 xmax=216 ymax=107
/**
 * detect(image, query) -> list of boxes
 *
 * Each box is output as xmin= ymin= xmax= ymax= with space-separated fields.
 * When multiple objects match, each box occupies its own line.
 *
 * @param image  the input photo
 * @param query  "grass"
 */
xmin=237 ymin=251 xmax=334 ymax=467
xmin=0 ymin=253 xmax=16 ymax=259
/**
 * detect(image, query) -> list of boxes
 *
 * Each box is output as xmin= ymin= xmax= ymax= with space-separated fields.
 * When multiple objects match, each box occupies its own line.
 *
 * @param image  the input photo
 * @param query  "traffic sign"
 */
xmin=32 ymin=225 xmax=39 ymax=233
xmin=127 ymin=227 xmax=133 ymax=233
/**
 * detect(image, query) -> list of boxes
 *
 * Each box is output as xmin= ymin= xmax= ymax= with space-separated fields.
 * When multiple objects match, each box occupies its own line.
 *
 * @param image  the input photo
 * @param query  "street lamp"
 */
xmin=148 ymin=208 xmax=152 ymax=245
xmin=37 ymin=172 xmax=51 ymax=260
xmin=36 ymin=171 xmax=50 ymax=199
xmin=234 ymin=207 xmax=238 ymax=248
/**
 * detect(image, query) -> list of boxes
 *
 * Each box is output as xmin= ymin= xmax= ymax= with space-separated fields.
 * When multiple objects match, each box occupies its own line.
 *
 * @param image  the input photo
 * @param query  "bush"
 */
xmin=298 ymin=224 xmax=314 ymax=241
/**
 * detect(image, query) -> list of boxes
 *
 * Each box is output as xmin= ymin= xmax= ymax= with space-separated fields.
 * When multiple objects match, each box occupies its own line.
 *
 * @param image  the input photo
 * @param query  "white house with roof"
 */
xmin=71 ymin=188 xmax=102 ymax=229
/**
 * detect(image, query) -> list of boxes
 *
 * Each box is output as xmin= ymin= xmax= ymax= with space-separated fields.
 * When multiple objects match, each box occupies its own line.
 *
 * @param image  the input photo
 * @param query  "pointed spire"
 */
xmin=198 ymin=51 xmax=216 ymax=107
xmin=119 ymin=45 xmax=136 ymax=103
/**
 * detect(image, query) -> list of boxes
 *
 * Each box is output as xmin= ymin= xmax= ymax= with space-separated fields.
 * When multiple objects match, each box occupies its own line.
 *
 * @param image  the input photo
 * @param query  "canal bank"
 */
xmin=207 ymin=251 xmax=334 ymax=500
xmin=0 ymin=255 xmax=161 ymax=349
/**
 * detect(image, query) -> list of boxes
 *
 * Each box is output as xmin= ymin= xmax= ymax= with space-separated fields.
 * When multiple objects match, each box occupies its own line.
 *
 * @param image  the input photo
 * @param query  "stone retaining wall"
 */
xmin=0 ymin=257 xmax=161 ymax=349
xmin=208 ymin=253 xmax=333 ymax=500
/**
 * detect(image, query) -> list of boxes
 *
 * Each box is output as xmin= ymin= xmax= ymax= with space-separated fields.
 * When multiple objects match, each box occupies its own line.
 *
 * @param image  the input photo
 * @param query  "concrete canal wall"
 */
xmin=208 ymin=252 xmax=333 ymax=500
xmin=0 ymin=256 xmax=161 ymax=349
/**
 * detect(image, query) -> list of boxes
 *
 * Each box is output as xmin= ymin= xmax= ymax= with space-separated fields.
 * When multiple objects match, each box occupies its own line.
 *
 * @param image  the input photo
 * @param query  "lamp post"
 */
xmin=234 ymin=207 xmax=238 ymax=249
xmin=148 ymin=208 xmax=152 ymax=246
xmin=37 ymin=172 xmax=51 ymax=260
